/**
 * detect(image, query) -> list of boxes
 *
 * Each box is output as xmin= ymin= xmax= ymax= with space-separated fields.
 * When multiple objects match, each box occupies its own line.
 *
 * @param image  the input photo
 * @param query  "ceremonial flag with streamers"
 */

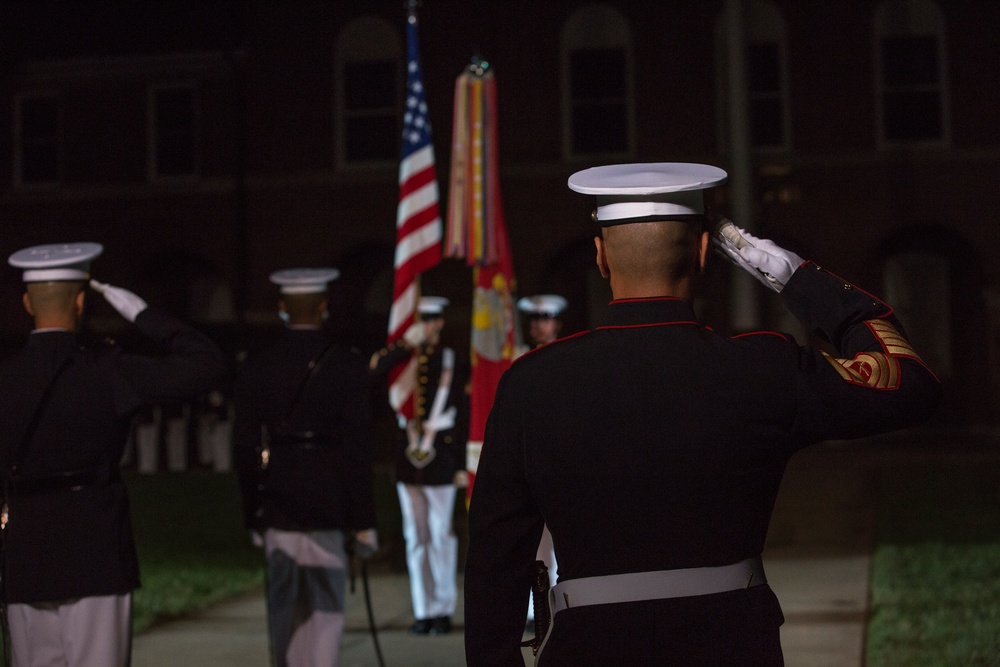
xmin=445 ymin=59 xmax=519 ymax=498
xmin=388 ymin=7 xmax=443 ymax=423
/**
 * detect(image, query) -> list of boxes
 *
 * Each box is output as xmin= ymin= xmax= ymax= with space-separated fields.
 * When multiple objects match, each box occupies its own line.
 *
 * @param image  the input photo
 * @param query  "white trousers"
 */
xmin=5 ymin=593 xmax=131 ymax=667
xmin=395 ymin=482 xmax=458 ymax=620
xmin=263 ymin=528 xmax=346 ymax=667
xmin=527 ymin=524 xmax=559 ymax=621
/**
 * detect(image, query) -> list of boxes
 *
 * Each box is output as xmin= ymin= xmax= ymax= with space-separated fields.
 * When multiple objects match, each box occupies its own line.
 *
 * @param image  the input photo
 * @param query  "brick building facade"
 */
xmin=1 ymin=0 xmax=997 ymax=426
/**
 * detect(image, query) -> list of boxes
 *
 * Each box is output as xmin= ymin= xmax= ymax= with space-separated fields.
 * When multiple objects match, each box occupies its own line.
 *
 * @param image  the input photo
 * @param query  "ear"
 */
xmin=22 ymin=291 xmax=34 ymax=317
xmin=594 ymin=236 xmax=610 ymax=279
xmin=75 ymin=289 xmax=85 ymax=318
xmin=697 ymin=230 xmax=710 ymax=272
xmin=278 ymin=298 xmax=287 ymax=314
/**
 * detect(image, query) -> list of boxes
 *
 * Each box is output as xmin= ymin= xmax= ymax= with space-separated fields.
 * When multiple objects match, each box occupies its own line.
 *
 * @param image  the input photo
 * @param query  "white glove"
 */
xmin=250 ymin=530 xmax=264 ymax=548
xmin=403 ymin=322 xmax=427 ymax=347
xmin=354 ymin=529 xmax=379 ymax=559
xmin=89 ymin=279 xmax=148 ymax=322
xmin=712 ymin=220 xmax=804 ymax=293
xmin=423 ymin=406 xmax=456 ymax=433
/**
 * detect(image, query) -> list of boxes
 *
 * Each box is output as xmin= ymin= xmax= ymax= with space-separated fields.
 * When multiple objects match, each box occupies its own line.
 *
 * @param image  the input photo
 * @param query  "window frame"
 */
xmin=873 ymin=0 xmax=950 ymax=149
xmin=560 ymin=3 xmax=635 ymax=162
xmin=714 ymin=0 xmax=792 ymax=154
xmin=335 ymin=15 xmax=403 ymax=171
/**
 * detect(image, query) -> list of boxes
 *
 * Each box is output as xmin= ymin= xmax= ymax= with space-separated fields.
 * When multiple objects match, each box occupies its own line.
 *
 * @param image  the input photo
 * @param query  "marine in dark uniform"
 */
xmin=370 ymin=296 xmax=468 ymax=635
xmin=232 ymin=268 xmax=376 ymax=667
xmin=0 ymin=242 xmax=227 ymax=667
xmin=464 ymin=164 xmax=942 ymax=666
xmin=514 ymin=294 xmax=568 ymax=629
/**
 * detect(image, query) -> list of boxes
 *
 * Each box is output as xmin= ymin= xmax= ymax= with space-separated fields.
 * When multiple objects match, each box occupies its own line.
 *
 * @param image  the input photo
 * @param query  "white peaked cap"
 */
xmin=517 ymin=294 xmax=567 ymax=317
xmin=418 ymin=296 xmax=450 ymax=315
xmin=8 ymin=242 xmax=104 ymax=282
xmin=269 ymin=268 xmax=340 ymax=294
xmin=568 ymin=162 xmax=728 ymax=225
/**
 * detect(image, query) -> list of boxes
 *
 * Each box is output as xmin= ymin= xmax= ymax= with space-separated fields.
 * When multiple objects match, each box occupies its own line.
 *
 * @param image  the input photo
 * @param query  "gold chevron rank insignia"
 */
xmin=822 ymin=320 xmax=923 ymax=390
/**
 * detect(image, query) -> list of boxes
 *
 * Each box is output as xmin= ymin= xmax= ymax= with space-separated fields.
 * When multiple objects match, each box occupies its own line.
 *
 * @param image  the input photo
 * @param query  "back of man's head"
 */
xmin=281 ymin=292 xmax=327 ymax=326
xmin=24 ymin=281 xmax=85 ymax=329
xmin=601 ymin=219 xmax=706 ymax=297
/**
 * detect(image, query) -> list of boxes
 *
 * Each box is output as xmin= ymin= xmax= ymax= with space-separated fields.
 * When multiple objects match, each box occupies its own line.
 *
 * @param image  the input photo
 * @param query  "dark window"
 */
xmin=747 ymin=42 xmax=784 ymax=148
xmin=880 ymin=35 xmax=943 ymax=142
xmin=882 ymin=35 xmax=939 ymax=87
xmin=747 ymin=42 xmax=781 ymax=92
xmin=569 ymin=47 xmax=628 ymax=155
xmin=344 ymin=59 xmax=397 ymax=162
xmin=19 ymin=96 xmax=60 ymax=184
xmin=155 ymin=87 xmax=197 ymax=177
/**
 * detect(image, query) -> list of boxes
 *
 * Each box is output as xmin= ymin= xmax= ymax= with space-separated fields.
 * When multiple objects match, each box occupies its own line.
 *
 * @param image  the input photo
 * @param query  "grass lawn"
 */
xmin=126 ymin=470 xmax=265 ymax=633
xmin=867 ymin=458 xmax=1000 ymax=666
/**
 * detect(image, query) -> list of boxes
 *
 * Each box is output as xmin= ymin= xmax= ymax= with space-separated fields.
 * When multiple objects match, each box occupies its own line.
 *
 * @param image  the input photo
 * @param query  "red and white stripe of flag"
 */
xmin=388 ymin=144 xmax=442 ymax=421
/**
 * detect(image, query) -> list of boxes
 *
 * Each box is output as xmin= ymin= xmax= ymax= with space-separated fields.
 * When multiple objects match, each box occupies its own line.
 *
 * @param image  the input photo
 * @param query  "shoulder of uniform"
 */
xmin=514 ymin=329 xmax=591 ymax=362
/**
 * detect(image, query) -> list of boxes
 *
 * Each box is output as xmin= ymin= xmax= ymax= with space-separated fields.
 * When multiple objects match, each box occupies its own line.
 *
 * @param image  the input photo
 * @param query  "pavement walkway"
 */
xmin=132 ymin=441 xmax=877 ymax=666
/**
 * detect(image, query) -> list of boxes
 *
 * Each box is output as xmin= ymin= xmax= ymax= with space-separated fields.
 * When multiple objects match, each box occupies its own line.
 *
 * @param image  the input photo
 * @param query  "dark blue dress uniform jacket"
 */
xmin=232 ymin=329 xmax=375 ymax=532
xmin=372 ymin=343 xmax=468 ymax=487
xmin=464 ymin=263 xmax=942 ymax=666
xmin=0 ymin=308 xmax=227 ymax=604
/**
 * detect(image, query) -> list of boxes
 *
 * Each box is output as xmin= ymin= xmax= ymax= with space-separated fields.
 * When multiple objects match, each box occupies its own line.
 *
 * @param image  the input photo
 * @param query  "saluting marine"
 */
xmin=0 ymin=243 xmax=226 ymax=667
xmin=233 ymin=268 xmax=377 ymax=667
xmin=370 ymin=296 xmax=468 ymax=636
xmin=464 ymin=163 xmax=942 ymax=666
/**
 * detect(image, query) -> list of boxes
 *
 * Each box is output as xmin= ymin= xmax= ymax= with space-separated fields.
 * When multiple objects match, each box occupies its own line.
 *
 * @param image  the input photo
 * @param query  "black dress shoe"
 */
xmin=409 ymin=619 xmax=433 ymax=635
xmin=428 ymin=616 xmax=452 ymax=635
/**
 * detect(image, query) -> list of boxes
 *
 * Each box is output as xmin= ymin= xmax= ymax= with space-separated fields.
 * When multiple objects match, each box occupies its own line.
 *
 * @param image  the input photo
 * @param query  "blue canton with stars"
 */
xmin=402 ymin=14 xmax=432 ymax=158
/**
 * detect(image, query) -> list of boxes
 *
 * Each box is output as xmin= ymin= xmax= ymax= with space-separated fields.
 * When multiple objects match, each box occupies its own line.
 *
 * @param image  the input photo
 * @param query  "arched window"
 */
xmin=873 ymin=0 xmax=949 ymax=147
xmin=715 ymin=0 xmax=791 ymax=152
xmin=560 ymin=4 xmax=635 ymax=161
xmin=336 ymin=16 xmax=402 ymax=168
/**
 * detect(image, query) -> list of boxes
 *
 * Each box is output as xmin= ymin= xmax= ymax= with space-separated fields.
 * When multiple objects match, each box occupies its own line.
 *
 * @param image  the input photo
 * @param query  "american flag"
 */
xmin=388 ymin=8 xmax=442 ymax=422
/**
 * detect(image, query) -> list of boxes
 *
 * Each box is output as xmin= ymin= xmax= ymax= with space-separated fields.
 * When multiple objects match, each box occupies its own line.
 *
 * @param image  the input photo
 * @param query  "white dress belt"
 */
xmin=549 ymin=556 xmax=766 ymax=616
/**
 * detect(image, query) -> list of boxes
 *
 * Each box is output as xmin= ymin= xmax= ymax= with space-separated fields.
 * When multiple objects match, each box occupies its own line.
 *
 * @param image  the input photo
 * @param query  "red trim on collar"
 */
xmin=732 ymin=330 xmax=790 ymax=341
xmin=596 ymin=321 xmax=699 ymax=331
xmin=609 ymin=296 xmax=691 ymax=305
xmin=514 ymin=329 xmax=591 ymax=362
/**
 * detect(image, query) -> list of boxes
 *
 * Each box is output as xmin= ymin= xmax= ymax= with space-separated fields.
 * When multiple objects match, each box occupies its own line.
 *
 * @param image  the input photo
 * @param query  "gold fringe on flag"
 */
xmin=446 ymin=59 xmax=500 ymax=266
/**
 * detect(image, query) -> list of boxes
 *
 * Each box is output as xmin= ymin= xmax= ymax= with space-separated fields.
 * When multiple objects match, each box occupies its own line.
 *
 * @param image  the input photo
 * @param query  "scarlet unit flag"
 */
xmin=388 ymin=4 xmax=443 ymax=423
xmin=445 ymin=59 xmax=519 ymax=498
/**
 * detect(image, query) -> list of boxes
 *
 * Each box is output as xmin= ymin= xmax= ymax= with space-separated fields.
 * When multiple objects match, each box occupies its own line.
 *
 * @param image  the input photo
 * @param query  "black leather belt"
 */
xmin=5 ymin=466 xmax=120 ymax=497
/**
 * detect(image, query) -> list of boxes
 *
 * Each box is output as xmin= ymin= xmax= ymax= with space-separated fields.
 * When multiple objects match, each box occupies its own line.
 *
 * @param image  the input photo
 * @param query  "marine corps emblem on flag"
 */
xmin=472 ymin=272 xmax=516 ymax=365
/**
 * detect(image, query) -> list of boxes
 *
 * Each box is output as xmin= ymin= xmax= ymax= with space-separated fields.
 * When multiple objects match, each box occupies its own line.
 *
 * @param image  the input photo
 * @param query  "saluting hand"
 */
xmin=89 ymin=279 xmax=149 ymax=323
xmin=712 ymin=219 xmax=805 ymax=293
xmin=403 ymin=322 xmax=428 ymax=347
